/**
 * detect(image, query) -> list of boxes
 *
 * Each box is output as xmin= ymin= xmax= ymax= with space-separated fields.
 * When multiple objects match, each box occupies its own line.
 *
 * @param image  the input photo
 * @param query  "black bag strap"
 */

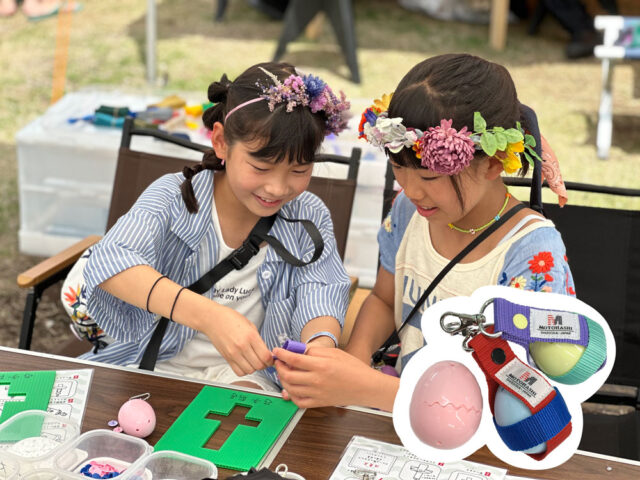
xmin=139 ymin=213 xmax=323 ymax=371
xmin=372 ymin=202 xmax=526 ymax=364
xmin=264 ymin=216 xmax=324 ymax=266
xmin=519 ymin=104 xmax=544 ymax=215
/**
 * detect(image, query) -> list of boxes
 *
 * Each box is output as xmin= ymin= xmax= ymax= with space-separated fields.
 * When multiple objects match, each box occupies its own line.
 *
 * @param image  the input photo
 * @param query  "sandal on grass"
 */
xmin=0 ymin=0 xmax=18 ymax=17
xmin=26 ymin=1 xmax=82 ymax=22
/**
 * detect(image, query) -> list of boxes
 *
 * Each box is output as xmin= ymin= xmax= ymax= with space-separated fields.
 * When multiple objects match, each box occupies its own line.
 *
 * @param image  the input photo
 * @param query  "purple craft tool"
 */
xmin=282 ymin=339 xmax=306 ymax=354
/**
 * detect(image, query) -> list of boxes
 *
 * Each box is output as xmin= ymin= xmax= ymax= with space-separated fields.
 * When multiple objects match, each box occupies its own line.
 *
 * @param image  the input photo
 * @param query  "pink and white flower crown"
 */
xmin=225 ymin=67 xmax=351 ymax=136
xmin=358 ymin=93 xmax=541 ymax=175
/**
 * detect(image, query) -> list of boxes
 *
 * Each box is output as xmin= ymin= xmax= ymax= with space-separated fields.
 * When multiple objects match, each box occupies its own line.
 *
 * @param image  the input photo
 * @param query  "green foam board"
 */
xmin=154 ymin=386 xmax=298 ymax=471
xmin=0 ymin=370 xmax=56 ymax=441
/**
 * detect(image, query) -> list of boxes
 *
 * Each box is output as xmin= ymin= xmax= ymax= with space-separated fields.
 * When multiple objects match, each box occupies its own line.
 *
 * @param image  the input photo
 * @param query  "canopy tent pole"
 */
xmin=146 ymin=0 xmax=157 ymax=85
xmin=51 ymin=10 xmax=74 ymax=104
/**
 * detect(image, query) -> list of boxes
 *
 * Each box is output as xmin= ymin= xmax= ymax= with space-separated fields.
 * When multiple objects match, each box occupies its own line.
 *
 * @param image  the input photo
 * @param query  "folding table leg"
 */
xmin=326 ymin=0 xmax=360 ymax=83
xmin=597 ymin=58 xmax=614 ymax=160
xmin=273 ymin=0 xmax=360 ymax=84
xmin=215 ymin=0 xmax=228 ymax=22
xmin=273 ymin=0 xmax=319 ymax=61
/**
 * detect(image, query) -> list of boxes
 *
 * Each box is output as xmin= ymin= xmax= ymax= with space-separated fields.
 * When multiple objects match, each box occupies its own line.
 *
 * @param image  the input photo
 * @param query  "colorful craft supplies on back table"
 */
xmin=65 ymin=95 xmax=215 ymax=142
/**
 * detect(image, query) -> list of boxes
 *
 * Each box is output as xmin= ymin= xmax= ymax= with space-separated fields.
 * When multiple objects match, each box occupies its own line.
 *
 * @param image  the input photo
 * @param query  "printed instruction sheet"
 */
xmin=330 ymin=436 xmax=507 ymax=480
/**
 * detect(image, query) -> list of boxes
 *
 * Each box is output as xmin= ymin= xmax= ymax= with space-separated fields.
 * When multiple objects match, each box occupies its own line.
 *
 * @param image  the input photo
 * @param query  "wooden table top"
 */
xmin=1 ymin=346 xmax=639 ymax=479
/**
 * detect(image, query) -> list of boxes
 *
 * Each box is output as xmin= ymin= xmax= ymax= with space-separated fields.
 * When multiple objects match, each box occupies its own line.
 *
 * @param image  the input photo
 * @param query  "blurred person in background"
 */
xmin=398 ymin=0 xmax=617 ymax=59
xmin=538 ymin=0 xmax=617 ymax=59
xmin=0 ymin=0 xmax=79 ymax=20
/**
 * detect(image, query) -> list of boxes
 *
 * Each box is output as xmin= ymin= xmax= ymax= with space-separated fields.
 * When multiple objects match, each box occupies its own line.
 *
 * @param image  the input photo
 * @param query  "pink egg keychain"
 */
xmin=409 ymin=360 xmax=483 ymax=449
xmin=117 ymin=393 xmax=156 ymax=438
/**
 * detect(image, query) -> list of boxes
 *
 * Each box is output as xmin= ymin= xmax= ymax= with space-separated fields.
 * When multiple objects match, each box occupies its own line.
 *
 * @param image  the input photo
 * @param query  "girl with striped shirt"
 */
xmin=78 ymin=62 xmax=352 ymax=391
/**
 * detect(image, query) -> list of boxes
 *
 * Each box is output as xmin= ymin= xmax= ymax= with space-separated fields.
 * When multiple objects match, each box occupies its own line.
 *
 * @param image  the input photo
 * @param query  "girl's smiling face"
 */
xmin=225 ymin=139 xmax=313 ymax=216
xmin=212 ymin=122 xmax=313 ymax=217
xmin=390 ymin=159 xmax=492 ymax=228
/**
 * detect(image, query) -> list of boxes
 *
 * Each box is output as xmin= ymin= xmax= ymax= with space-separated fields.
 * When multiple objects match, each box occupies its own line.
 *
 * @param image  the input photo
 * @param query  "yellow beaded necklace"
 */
xmin=448 ymin=189 xmax=511 ymax=235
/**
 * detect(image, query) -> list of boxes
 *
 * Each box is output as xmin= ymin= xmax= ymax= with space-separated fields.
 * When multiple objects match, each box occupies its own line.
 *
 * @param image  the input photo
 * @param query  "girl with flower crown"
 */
xmin=273 ymin=53 xmax=576 ymax=410
xmin=75 ymin=62 xmax=352 ymax=391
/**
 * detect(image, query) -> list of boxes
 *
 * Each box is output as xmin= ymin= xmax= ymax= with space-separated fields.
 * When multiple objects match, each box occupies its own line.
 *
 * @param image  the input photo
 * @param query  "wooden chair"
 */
xmin=16 ymin=117 xmax=361 ymax=353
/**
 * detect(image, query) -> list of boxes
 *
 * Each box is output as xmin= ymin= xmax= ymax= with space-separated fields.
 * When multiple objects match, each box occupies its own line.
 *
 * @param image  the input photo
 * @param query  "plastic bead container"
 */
xmin=53 ymin=430 xmax=153 ymax=478
xmin=0 ymin=410 xmax=80 ymax=473
xmin=0 ymin=455 xmax=19 ymax=480
xmin=121 ymin=451 xmax=217 ymax=480
xmin=21 ymin=469 xmax=80 ymax=480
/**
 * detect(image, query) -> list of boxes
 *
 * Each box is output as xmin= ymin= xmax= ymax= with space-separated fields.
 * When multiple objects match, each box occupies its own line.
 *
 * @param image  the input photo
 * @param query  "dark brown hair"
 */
xmin=181 ymin=62 xmax=327 ymax=213
xmin=387 ymin=54 xmax=533 ymax=206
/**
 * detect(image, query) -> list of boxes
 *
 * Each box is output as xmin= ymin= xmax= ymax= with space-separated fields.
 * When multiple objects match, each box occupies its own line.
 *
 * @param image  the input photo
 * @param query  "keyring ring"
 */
xmin=129 ymin=392 xmax=151 ymax=401
xmin=478 ymin=298 xmax=501 ymax=338
xmin=275 ymin=464 xmax=305 ymax=480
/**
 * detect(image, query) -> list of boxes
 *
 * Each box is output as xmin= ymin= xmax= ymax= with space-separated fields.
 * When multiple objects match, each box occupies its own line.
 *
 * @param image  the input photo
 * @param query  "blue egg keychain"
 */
xmin=440 ymin=308 xmax=572 ymax=460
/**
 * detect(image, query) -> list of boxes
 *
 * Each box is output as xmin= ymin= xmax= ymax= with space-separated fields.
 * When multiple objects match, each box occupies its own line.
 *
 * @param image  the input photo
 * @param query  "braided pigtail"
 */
xmin=180 ymin=74 xmax=231 ymax=213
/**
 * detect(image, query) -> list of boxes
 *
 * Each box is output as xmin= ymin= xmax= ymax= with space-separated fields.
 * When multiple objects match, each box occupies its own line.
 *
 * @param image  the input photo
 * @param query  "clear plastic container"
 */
xmin=53 ymin=429 xmax=152 ymax=478
xmin=122 ymin=451 xmax=217 ymax=480
xmin=15 ymin=90 xmax=207 ymax=257
xmin=0 ymin=410 xmax=80 ymax=472
xmin=0 ymin=454 xmax=19 ymax=480
xmin=20 ymin=469 xmax=79 ymax=480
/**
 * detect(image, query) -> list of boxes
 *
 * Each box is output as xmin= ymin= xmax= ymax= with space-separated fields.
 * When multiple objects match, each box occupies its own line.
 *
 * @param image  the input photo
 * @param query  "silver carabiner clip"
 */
xmin=440 ymin=298 xmax=501 ymax=352
xmin=440 ymin=312 xmax=482 ymax=352
xmin=440 ymin=312 xmax=486 ymax=335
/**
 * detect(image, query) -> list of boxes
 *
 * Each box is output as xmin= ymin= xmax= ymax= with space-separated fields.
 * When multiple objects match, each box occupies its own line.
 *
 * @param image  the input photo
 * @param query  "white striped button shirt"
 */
xmin=79 ymin=169 xmax=351 ymax=386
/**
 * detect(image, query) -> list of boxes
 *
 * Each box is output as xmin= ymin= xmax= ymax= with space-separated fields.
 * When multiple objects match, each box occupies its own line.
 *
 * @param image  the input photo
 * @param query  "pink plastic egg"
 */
xmin=409 ymin=361 xmax=483 ymax=449
xmin=117 ymin=397 xmax=156 ymax=438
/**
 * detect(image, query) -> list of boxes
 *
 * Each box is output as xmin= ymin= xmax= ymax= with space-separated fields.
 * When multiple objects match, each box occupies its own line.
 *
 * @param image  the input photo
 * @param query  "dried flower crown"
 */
xmin=358 ymin=93 xmax=542 ymax=175
xmin=224 ymin=67 xmax=350 ymax=136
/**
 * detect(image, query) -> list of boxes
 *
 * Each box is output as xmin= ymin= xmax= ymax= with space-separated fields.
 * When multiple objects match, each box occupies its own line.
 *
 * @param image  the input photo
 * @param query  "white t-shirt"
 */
xmin=155 ymin=197 xmax=271 ymax=388
xmin=393 ymin=212 xmax=554 ymax=370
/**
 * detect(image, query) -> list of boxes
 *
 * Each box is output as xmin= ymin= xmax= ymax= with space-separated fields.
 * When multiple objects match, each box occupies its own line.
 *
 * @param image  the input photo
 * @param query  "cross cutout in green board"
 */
xmin=154 ymin=385 xmax=298 ymax=471
xmin=204 ymin=406 xmax=260 ymax=448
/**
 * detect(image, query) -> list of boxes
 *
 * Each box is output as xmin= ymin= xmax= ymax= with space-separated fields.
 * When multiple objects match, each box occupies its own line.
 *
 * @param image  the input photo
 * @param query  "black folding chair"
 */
xmin=503 ymin=175 xmax=640 ymax=460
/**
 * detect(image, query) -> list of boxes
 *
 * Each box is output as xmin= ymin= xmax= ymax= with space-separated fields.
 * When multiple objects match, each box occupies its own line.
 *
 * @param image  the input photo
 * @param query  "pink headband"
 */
xmin=224 ymin=97 xmax=264 ymax=122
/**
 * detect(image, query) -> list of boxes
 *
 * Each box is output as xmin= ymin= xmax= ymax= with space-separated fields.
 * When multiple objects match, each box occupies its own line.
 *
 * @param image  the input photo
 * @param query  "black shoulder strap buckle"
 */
xmin=228 ymin=237 xmax=261 ymax=270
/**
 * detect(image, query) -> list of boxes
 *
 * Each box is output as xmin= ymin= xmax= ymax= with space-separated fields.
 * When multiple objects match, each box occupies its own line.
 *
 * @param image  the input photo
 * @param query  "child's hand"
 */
xmin=273 ymin=346 xmax=380 ymax=409
xmin=202 ymin=305 xmax=273 ymax=376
